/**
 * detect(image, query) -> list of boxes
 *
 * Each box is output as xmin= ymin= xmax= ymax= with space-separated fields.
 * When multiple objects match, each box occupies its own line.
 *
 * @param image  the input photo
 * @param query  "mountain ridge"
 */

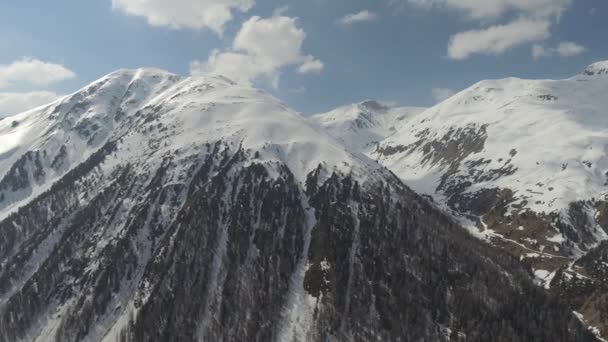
xmin=368 ymin=60 xmax=608 ymax=336
xmin=311 ymin=100 xmax=424 ymax=153
xmin=0 ymin=68 xmax=596 ymax=341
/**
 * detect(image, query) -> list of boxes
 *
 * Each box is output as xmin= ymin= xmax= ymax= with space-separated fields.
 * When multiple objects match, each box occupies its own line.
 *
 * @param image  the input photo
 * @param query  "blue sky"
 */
xmin=0 ymin=0 xmax=606 ymax=116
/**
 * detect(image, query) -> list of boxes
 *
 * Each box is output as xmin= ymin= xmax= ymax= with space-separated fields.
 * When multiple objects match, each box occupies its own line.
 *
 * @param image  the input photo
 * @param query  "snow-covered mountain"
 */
xmin=0 ymin=68 xmax=182 ymax=221
xmin=312 ymin=100 xmax=424 ymax=153
xmin=371 ymin=61 xmax=608 ymax=335
xmin=375 ymin=61 xmax=608 ymax=256
xmin=0 ymin=69 xmax=593 ymax=342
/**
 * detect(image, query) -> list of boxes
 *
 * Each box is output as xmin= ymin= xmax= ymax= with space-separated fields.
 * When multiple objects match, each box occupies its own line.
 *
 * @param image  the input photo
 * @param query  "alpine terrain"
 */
xmin=311 ymin=100 xmax=424 ymax=153
xmin=0 ymin=68 xmax=597 ymax=341
xmin=319 ymin=61 xmax=608 ymax=338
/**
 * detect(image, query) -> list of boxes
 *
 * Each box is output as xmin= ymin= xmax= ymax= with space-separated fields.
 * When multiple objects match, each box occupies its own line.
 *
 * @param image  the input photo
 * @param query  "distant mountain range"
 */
xmin=314 ymin=60 xmax=608 ymax=338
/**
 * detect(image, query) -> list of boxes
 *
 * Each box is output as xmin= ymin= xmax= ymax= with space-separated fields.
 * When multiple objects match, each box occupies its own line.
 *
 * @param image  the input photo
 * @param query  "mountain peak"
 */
xmin=104 ymin=67 xmax=178 ymax=79
xmin=312 ymin=101 xmax=424 ymax=153
xmin=581 ymin=60 xmax=608 ymax=76
xmin=0 ymin=68 xmax=384 ymax=205
xmin=358 ymin=100 xmax=390 ymax=112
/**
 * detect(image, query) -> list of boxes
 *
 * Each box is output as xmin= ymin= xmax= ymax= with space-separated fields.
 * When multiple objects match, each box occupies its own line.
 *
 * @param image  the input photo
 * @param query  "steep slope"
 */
xmin=373 ymin=61 xmax=608 ymax=335
xmin=312 ymin=100 xmax=424 ymax=153
xmin=0 ymin=68 xmax=181 ymax=220
xmin=0 ymin=70 xmax=594 ymax=342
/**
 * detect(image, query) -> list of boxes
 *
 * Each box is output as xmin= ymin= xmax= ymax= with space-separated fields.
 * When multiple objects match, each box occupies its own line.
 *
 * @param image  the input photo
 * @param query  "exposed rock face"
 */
xmin=0 ymin=147 xmax=595 ymax=342
xmin=582 ymin=61 xmax=608 ymax=76
xmin=0 ymin=70 xmax=595 ymax=341
xmin=551 ymin=241 xmax=608 ymax=337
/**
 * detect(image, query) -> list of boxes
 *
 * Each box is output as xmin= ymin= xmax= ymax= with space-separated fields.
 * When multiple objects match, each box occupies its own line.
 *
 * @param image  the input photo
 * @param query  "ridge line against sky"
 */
xmin=0 ymin=0 xmax=606 ymax=117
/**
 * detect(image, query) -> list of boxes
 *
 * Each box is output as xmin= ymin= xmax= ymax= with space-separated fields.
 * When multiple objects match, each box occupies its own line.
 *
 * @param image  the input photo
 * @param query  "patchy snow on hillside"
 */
xmin=376 ymin=62 xmax=608 ymax=216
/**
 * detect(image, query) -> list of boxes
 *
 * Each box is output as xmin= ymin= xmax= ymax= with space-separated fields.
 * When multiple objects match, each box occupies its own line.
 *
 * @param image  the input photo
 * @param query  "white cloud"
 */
xmin=394 ymin=0 xmax=574 ymax=60
xmin=431 ymin=87 xmax=455 ymax=102
xmin=191 ymin=14 xmax=323 ymax=87
xmin=233 ymin=15 xmax=305 ymax=66
xmin=0 ymin=91 xmax=62 ymax=117
xmin=533 ymin=41 xmax=587 ymax=59
xmin=556 ymin=41 xmax=587 ymax=57
xmin=192 ymin=50 xmax=262 ymax=86
xmin=447 ymin=19 xmax=550 ymax=60
xmin=297 ymin=57 xmax=324 ymax=74
xmin=0 ymin=58 xmax=75 ymax=89
xmin=395 ymin=0 xmax=571 ymax=21
xmin=338 ymin=10 xmax=378 ymax=25
xmin=111 ymin=0 xmax=254 ymax=34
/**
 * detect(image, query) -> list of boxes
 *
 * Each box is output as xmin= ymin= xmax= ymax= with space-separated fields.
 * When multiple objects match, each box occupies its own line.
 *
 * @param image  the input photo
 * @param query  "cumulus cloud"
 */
xmin=111 ymin=0 xmax=254 ymax=34
xmin=0 ymin=91 xmax=62 ymax=117
xmin=431 ymin=87 xmax=455 ymax=102
xmin=555 ymin=41 xmax=587 ymax=57
xmin=338 ymin=10 xmax=378 ymax=26
xmin=393 ymin=0 xmax=575 ymax=60
xmin=448 ymin=19 xmax=550 ymax=60
xmin=533 ymin=41 xmax=587 ymax=59
xmin=297 ymin=57 xmax=324 ymax=74
xmin=191 ymin=14 xmax=323 ymax=87
xmin=0 ymin=58 xmax=76 ymax=89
